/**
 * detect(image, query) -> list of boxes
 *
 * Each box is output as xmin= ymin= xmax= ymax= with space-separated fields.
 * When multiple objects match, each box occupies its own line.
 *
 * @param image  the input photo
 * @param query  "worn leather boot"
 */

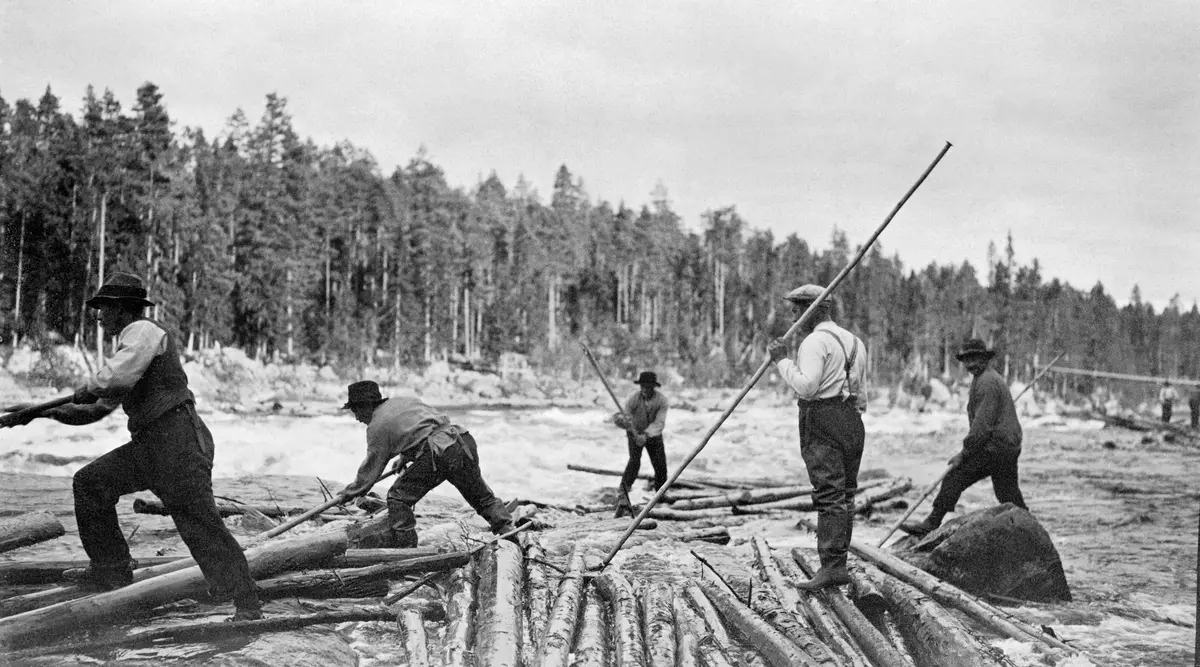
xmin=795 ymin=564 xmax=851 ymax=590
xmin=900 ymin=513 xmax=944 ymax=537
xmin=796 ymin=512 xmax=852 ymax=590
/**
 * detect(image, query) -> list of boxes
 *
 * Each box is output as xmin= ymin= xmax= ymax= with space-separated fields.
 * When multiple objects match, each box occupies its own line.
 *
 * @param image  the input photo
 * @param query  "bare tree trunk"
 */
xmin=96 ymin=194 xmax=107 ymax=361
xmin=13 ymin=211 xmax=26 ymax=346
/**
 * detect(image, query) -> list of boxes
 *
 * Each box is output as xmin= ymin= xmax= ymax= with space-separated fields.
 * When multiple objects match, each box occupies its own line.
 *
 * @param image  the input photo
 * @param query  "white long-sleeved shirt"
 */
xmin=775 ymin=321 xmax=866 ymax=409
xmin=86 ymin=320 xmax=168 ymax=399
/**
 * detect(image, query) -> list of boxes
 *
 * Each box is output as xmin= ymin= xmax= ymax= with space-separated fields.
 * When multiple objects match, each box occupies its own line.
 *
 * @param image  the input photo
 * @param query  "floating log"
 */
xmin=775 ymin=553 xmax=871 ymax=667
xmin=7 ymin=605 xmax=398 ymax=659
xmin=852 ymin=478 xmax=913 ymax=515
xmin=334 ymin=547 xmax=444 ymax=568
xmin=401 ymin=607 xmax=430 ymax=667
xmin=667 ymin=485 xmax=814 ymax=511
xmin=642 ymin=581 xmax=677 ymax=667
xmin=673 ymin=592 xmax=736 ymax=667
xmin=537 ymin=545 xmax=585 ymax=667
xmin=844 ymin=532 xmax=1078 ymax=657
xmin=0 ymin=511 xmax=65 ymax=554
xmin=441 ymin=554 xmax=477 ymax=667
xmin=792 ymin=549 xmax=911 ymax=667
xmin=859 ymin=563 xmax=1005 ymax=667
xmin=748 ymin=537 xmax=840 ymax=666
xmin=567 ymin=463 xmax=709 ymax=490
xmin=593 ymin=571 xmax=647 ymax=667
xmin=473 ymin=540 xmax=524 ymax=667
xmin=521 ymin=537 xmax=553 ymax=667
xmin=132 ymin=498 xmax=313 ymax=518
xmin=0 ymin=527 xmax=350 ymax=648
xmin=647 ymin=505 xmax=738 ymax=521
xmin=569 ymin=587 xmax=608 ymax=667
xmin=730 ymin=478 xmax=891 ymax=514
xmin=697 ymin=577 xmax=820 ymax=667
xmin=255 ymin=551 xmax=470 ymax=599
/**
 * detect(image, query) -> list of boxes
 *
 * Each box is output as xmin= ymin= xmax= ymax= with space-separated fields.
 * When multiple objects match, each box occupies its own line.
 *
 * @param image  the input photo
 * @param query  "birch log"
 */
xmin=792 ymin=550 xmax=910 ymax=667
xmin=749 ymin=536 xmax=840 ymax=666
xmin=750 ymin=583 xmax=841 ymax=667
xmin=442 ymin=555 xmax=477 ymax=667
xmin=400 ymin=608 xmax=430 ymax=667
xmin=537 ymin=545 xmax=585 ymax=667
xmin=593 ymin=570 xmax=646 ymax=667
xmin=473 ymin=540 xmax=524 ymax=667
xmin=775 ymin=553 xmax=871 ymax=667
xmin=642 ymin=581 xmax=676 ymax=667
xmin=673 ymin=592 xmax=735 ymax=667
xmin=697 ymin=578 xmax=820 ymax=667
xmin=860 ymin=563 xmax=1005 ymax=667
xmin=0 ymin=528 xmax=349 ymax=648
xmin=847 ymin=534 xmax=1078 ymax=656
xmin=0 ymin=512 xmax=65 ymax=554
xmin=521 ymin=537 xmax=553 ymax=667
xmin=569 ymin=587 xmax=608 ymax=667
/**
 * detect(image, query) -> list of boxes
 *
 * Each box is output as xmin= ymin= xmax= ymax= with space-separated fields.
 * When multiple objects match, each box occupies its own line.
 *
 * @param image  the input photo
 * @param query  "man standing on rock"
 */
xmin=615 ymin=371 xmax=670 ymax=504
xmin=337 ymin=381 xmax=517 ymax=548
xmin=767 ymin=284 xmax=866 ymax=590
xmin=902 ymin=338 xmax=1026 ymax=538
xmin=1 ymin=273 xmax=263 ymax=620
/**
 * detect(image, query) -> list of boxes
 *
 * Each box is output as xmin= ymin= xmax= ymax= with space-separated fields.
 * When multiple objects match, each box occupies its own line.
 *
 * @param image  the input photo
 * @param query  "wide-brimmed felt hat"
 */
xmin=782 ymin=284 xmax=835 ymax=306
xmin=86 ymin=272 xmax=155 ymax=309
xmin=342 ymin=381 xmax=387 ymax=409
xmin=635 ymin=371 xmax=660 ymax=387
xmin=955 ymin=338 xmax=996 ymax=361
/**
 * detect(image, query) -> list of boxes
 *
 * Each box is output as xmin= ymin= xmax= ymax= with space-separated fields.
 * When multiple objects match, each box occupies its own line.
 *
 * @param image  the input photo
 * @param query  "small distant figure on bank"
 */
xmin=613 ymin=371 xmax=669 ymax=504
xmin=1 ymin=273 xmax=262 ymax=620
xmin=1189 ymin=388 xmax=1200 ymax=430
xmin=902 ymin=338 xmax=1026 ymax=538
xmin=337 ymin=381 xmax=518 ymax=548
xmin=767 ymin=284 xmax=866 ymax=590
xmin=1158 ymin=381 xmax=1178 ymax=424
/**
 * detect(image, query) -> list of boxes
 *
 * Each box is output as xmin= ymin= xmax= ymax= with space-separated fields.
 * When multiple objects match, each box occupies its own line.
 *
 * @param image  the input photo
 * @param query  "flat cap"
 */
xmin=783 ymin=284 xmax=834 ymax=305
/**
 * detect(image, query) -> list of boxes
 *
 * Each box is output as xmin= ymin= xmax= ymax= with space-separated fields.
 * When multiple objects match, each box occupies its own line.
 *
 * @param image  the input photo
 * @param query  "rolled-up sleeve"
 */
xmin=86 ymin=321 xmax=167 ymax=399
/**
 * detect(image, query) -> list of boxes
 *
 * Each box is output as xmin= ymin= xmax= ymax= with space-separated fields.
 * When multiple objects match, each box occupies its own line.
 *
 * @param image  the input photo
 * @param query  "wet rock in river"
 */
xmin=897 ymin=503 xmax=1072 ymax=602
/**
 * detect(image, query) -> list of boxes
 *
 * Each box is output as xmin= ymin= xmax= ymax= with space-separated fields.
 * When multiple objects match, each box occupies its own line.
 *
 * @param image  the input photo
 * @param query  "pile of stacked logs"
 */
xmin=0 ymin=473 xmax=1085 ymax=666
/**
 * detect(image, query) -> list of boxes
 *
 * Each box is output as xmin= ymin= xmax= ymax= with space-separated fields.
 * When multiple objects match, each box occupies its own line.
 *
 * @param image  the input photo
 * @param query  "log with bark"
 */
xmin=401 ymin=607 xmax=430 ymax=667
xmin=642 ymin=581 xmax=677 ymax=667
xmin=666 ymin=485 xmax=815 ymax=511
xmin=671 ymin=596 xmax=702 ymax=667
xmin=647 ymin=506 xmax=741 ymax=521
xmin=845 ymin=532 xmax=1079 ymax=657
xmin=673 ymin=591 xmax=736 ymax=667
xmin=536 ymin=545 xmax=585 ymax=667
xmin=521 ymin=537 xmax=553 ymax=667
xmin=566 ymin=462 xmax=791 ymax=490
xmin=748 ymin=537 xmax=840 ymax=666
xmin=851 ymin=478 xmax=913 ymax=515
xmin=593 ymin=570 xmax=647 ymax=667
xmin=0 ymin=511 xmax=65 ymax=554
xmin=0 ymin=527 xmax=350 ymax=648
xmin=730 ymin=478 xmax=891 ymax=514
xmin=792 ymin=549 xmax=911 ymax=667
xmin=441 ymin=554 xmax=477 ymax=667
xmin=858 ymin=563 xmax=1006 ymax=667
xmin=569 ymin=587 xmax=608 ymax=667
xmin=132 ymin=498 xmax=314 ymax=518
xmin=697 ymin=577 xmax=820 ymax=667
xmin=473 ymin=540 xmax=524 ymax=667
xmin=775 ymin=553 xmax=871 ymax=667
xmin=254 ymin=551 xmax=470 ymax=599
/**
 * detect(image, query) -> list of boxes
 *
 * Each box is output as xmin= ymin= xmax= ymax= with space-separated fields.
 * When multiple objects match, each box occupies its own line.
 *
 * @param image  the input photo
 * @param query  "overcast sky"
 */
xmin=2 ymin=1 xmax=1196 ymax=309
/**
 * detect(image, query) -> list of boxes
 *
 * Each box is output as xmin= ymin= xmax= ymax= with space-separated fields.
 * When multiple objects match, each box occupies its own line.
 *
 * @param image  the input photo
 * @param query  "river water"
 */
xmin=1 ymin=392 xmax=1195 ymax=666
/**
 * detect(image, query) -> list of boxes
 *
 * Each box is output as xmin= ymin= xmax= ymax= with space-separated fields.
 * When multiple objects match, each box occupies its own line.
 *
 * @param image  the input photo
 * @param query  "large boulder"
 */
xmin=897 ymin=503 xmax=1071 ymax=602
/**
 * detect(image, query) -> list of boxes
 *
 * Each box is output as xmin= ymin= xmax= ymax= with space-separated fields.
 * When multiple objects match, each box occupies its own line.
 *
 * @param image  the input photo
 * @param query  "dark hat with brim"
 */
xmin=342 ymin=380 xmax=387 ymax=409
xmin=955 ymin=338 xmax=996 ymax=361
xmin=635 ymin=371 xmax=660 ymax=387
xmin=86 ymin=272 xmax=155 ymax=309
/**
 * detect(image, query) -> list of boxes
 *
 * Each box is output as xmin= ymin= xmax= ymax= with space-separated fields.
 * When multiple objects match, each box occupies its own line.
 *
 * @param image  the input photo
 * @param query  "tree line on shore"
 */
xmin=1 ymin=83 xmax=1197 ymax=390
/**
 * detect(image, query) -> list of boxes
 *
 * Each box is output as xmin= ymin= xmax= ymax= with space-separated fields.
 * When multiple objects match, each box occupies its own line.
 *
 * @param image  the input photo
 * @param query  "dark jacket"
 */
xmin=963 ymin=367 xmax=1022 ymax=455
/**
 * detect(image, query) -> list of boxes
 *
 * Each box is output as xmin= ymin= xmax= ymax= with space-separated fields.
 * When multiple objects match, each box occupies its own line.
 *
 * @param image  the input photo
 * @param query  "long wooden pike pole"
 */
xmin=0 ymin=396 xmax=74 ymax=428
xmin=261 ymin=467 xmax=400 ymax=539
xmin=581 ymin=344 xmax=642 ymax=515
xmin=599 ymin=142 xmax=953 ymax=568
xmin=875 ymin=349 xmax=1065 ymax=547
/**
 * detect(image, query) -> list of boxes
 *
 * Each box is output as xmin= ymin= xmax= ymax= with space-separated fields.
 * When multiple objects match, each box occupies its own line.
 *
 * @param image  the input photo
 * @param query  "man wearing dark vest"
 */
xmin=2 ymin=273 xmax=262 ymax=620
xmin=337 ymin=381 xmax=517 ymax=548
xmin=767 ymin=284 xmax=867 ymax=590
xmin=901 ymin=338 xmax=1026 ymax=537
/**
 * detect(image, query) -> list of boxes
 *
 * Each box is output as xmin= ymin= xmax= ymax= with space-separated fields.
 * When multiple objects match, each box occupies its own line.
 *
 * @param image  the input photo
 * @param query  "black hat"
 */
xmin=342 ymin=381 xmax=386 ymax=409
xmin=635 ymin=371 xmax=660 ymax=387
xmin=86 ymin=272 xmax=155 ymax=309
xmin=955 ymin=339 xmax=996 ymax=361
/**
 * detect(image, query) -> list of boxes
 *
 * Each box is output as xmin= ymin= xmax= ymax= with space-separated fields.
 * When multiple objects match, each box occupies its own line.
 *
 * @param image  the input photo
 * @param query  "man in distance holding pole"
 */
xmin=767 ymin=284 xmax=867 ymax=590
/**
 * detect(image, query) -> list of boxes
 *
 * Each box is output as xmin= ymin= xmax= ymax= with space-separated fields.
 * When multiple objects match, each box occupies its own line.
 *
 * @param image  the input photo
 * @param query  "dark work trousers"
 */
xmin=1191 ymin=400 xmax=1199 ymax=429
xmin=620 ymin=434 xmax=668 ymax=492
xmin=386 ymin=431 xmax=512 ymax=548
xmin=1162 ymin=402 xmax=1173 ymax=423
xmin=798 ymin=398 xmax=865 ymax=571
xmin=932 ymin=448 xmax=1027 ymax=516
xmin=72 ymin=402 xmax=259 ymax=609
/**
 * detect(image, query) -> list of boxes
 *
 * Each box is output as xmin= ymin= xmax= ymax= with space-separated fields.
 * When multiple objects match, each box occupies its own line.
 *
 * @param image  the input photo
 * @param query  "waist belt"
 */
xmin=798 ymin=395 xmax=857 ymax=407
